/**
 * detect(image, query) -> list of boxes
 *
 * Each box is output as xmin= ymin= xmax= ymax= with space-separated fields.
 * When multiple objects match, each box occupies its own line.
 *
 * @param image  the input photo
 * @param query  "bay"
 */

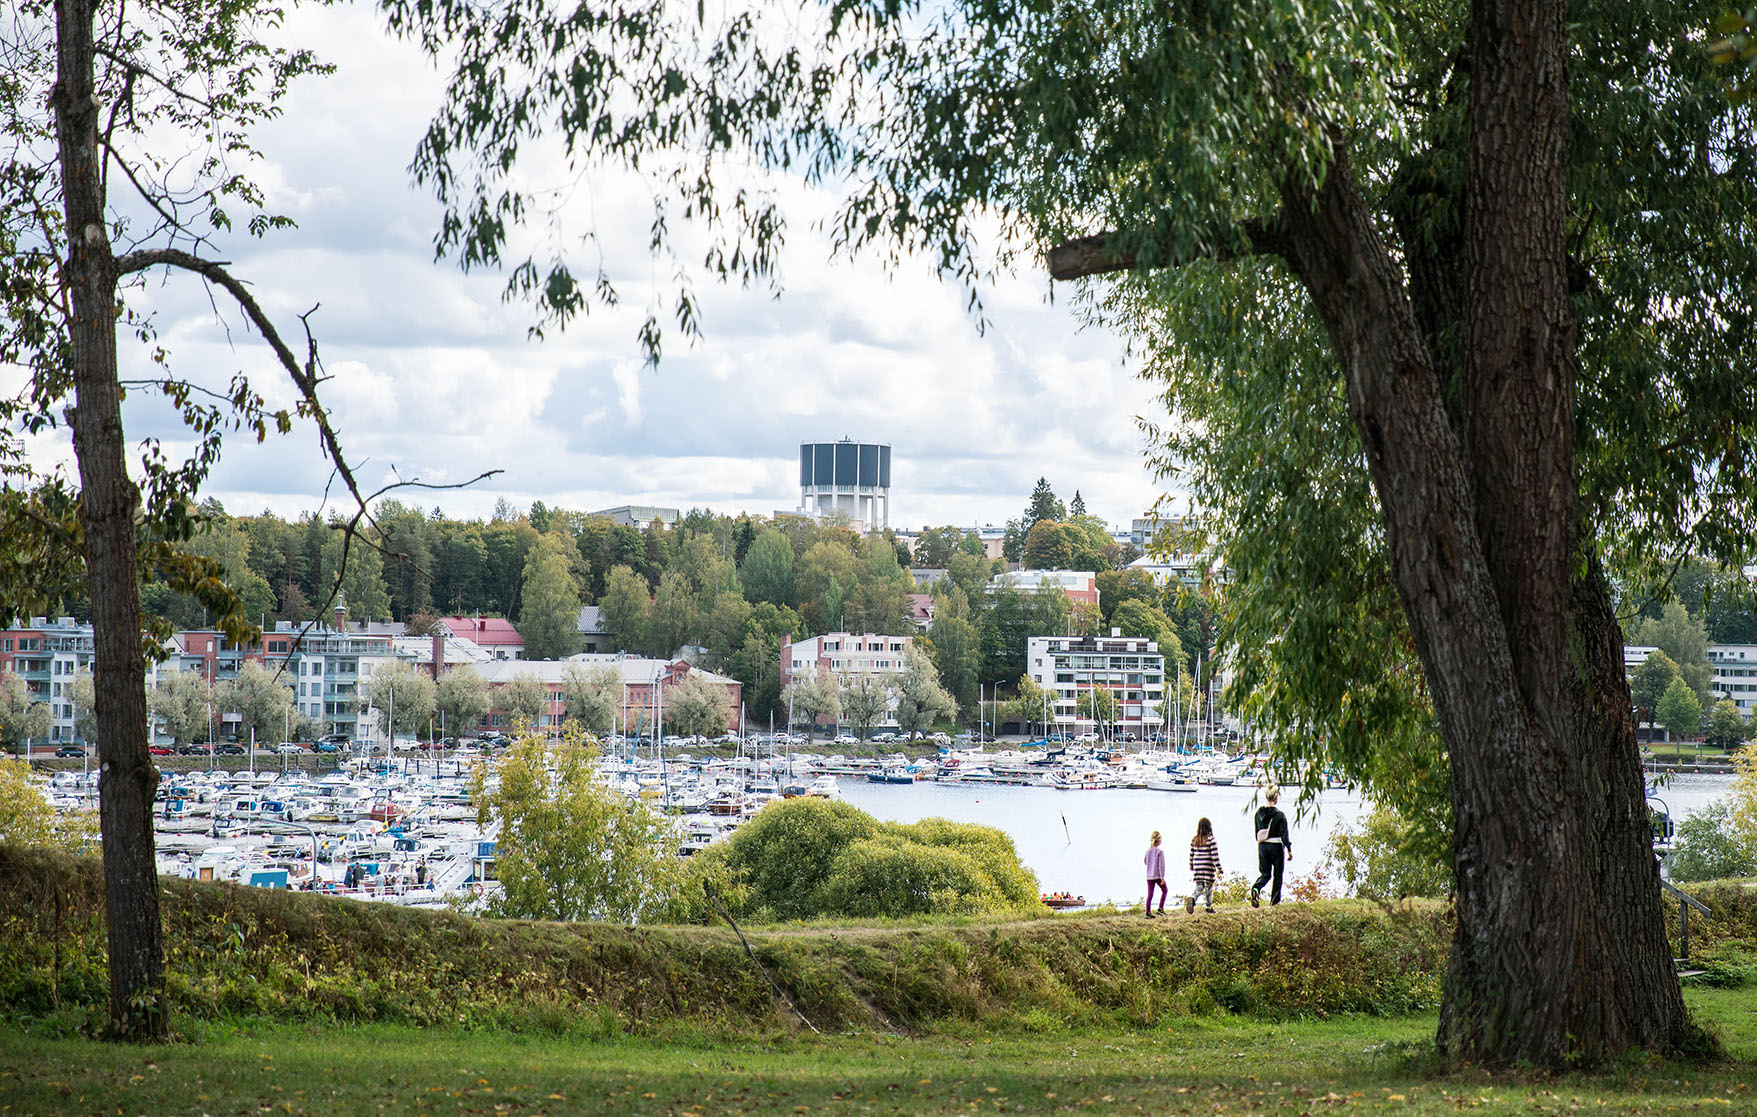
xmin=838 ymin=771 xmax=1736 ymax=908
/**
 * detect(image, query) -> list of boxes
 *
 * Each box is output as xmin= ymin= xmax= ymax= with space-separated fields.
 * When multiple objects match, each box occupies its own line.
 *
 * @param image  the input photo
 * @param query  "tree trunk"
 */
xmin=1265 ymin=0 xmax=1691 ymax=1060
xmin=52 ymin=0 xmax=167 ymax=1041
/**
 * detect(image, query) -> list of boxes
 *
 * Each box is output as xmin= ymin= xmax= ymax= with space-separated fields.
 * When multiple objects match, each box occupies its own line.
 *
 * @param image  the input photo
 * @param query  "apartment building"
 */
xmin=1027 ymin=633 xmax=1166 ymax=734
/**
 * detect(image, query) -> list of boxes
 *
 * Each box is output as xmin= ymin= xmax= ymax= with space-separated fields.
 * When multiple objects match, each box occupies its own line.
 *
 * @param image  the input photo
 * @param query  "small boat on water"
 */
xmin=1042 ymin=892 xmax=1086 ymax=910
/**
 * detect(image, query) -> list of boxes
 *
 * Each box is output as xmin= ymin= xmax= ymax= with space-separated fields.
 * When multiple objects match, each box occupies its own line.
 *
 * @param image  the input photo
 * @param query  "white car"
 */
xmin=834 ymin=734 xmax=857 ymax=745
xmin=273 ymin=742 xmax=304 ymax=755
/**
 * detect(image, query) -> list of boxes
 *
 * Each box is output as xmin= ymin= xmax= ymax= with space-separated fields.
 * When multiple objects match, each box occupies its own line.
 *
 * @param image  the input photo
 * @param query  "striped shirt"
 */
xmin=1189 ymin=837 xmax=1222 ymax=882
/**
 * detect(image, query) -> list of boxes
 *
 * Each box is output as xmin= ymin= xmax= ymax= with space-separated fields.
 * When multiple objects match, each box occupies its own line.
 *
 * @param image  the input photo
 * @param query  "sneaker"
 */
xmin=1184 ymin=897 xmax=1195 ymax=915
xmin=1250 ymin=889 xmax=1261 ymax=908
xmin=1204 ymin=906 xmax=1215 ymax=914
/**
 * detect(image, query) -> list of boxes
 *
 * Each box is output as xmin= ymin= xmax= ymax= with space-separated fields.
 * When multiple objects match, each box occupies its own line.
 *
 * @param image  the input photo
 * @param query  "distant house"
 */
xmin=988 ymin=569 xmax=1101 ymax=609
xmin=906 ymin=593 xmax=935 ymax=629
xmin=440 ymin=617 xmax=524 ymax=660
xmin=575 ymin=605 xmax=609 ymax=654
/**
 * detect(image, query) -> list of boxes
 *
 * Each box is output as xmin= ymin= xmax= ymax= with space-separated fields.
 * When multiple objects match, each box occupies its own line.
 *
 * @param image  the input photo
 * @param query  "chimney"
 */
xmin=430 ymin=633 xmax=445 ymax=681
xmin=335 ymin=603 xmax=347 ymax=633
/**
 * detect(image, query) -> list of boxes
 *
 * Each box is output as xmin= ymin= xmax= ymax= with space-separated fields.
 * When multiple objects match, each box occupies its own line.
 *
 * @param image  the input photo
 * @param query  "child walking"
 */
xmin=1143 ymin=830 xmax=1168 ymax=917
xmin=1187 ymin=817 xmax=1222 ymax=913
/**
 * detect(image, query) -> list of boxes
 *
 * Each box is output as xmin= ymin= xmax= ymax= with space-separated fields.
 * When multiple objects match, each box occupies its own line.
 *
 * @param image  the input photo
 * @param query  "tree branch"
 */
xmin=1046 ymin=217 xmax=1292 ymax=280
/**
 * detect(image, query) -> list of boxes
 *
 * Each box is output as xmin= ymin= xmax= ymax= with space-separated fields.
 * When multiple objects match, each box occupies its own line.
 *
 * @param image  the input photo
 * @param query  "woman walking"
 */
xmin=1187 ymin=817 xmax=1222 ymax=913
xmin=1143 ymin=830 xmax=1168 ymax=916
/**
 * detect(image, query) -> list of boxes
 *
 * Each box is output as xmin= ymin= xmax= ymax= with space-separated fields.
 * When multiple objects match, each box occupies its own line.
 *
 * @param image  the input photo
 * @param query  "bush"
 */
xmin=707 ymin=799 xmax=1039 ymax=921
xmin=1325 ymin=804 xmax=1452 ymax=901
xmin=1669 ymin=801 xmax=1757 ymax=883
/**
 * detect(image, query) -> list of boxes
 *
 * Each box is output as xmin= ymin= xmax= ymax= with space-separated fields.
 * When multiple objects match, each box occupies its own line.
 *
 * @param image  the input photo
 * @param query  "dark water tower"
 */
xmin=799 ymin=439 xmax=891 ymax=530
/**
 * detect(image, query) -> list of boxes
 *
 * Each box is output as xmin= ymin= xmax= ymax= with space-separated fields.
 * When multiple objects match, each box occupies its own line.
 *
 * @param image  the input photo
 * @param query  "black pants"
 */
xmin=1253 ymin=843 xmax=1285 ymax=905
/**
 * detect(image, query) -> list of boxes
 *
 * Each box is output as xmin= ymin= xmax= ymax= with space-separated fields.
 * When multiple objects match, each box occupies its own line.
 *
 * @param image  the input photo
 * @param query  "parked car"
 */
xmin=312 ymin=740 xmax=341 ymax=754
xmin=147 ymin=745 xmax=173 ymax=756
xmin=273 ymin=742 xmax=304 ymax=755
xmin=177 ymin=743 xmax=210 ymax=755
xmin=54 ymin=744 xmax=85 ymax=758
xmin=216 ymin=743 xmax=246 ymax=755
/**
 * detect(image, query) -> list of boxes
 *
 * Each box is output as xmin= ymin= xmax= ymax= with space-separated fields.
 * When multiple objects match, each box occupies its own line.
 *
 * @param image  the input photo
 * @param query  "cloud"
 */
xmin=22 ymin=3 xmax=1184 ymax=534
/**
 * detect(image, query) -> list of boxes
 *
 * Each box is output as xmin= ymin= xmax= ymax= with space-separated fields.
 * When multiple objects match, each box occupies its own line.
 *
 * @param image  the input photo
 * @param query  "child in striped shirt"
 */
xmin=1187 ymin=817 xmax=1222 ymax=914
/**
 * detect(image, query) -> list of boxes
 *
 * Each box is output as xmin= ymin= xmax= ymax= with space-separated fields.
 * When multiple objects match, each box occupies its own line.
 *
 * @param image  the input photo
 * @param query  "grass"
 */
xmin=1 ymin=988 xmax=1753 ymax=1115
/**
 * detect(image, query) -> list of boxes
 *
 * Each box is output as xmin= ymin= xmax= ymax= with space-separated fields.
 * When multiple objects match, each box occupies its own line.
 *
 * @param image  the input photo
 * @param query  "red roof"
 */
xmin=440 ymin=617 xmax=525 ymax=647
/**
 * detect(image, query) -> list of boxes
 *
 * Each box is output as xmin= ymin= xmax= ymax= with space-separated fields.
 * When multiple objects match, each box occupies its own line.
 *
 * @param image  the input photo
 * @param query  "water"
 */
xmin=838 ymin=771 xmax=1737 ymax=907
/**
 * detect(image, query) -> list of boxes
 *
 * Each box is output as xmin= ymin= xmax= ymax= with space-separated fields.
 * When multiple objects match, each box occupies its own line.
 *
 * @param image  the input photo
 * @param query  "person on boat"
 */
xmin=1186 ymin=817 xmax=1222 ymax=914
xmin=1250 ymin=788 xmax=1292 ymax=907
xmin=1143 ymin=830 xmax=1168 ymax=917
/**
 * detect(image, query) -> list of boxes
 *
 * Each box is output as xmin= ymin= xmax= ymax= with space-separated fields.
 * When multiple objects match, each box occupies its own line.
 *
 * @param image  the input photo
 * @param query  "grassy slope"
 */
xmin=3 ymin=846 xmax=1756 ymax=1114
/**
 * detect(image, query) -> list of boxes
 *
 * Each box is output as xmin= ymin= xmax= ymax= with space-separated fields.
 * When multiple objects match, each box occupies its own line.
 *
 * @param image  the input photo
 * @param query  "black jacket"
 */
xmin=1254 ymin=805 xmax=1291 ymax=854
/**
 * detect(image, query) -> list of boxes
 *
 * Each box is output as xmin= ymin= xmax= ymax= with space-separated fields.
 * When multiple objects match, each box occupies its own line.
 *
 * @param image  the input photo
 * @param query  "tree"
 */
xmin=1069 ymin=491 xmax=1086 ymax=517
xmin=1326 ymin=803 xmax=1454 ymax=902
xmin=1703 ymin=700 xmax=1749 ymax=752
xmin=1022 ymin=520 xmax=1074 ymax=571
xmin=1630 ymin=651 xmax=1681 ymax=724
xmin=215 ymin=662 xmax=295 ymax=745
xmin=1656 ymin=679 xmax=1704 ymax=745
xmin=517 ymin=533 xmax=583 ymax=660
xmin=782 ymin=665 xmax=840 ymax=739
xmin=892 ymin=648 xmax=956 ymax=737
xmin=1667 ymin=801 xmax=1757 ymax=883
xmin=472 ymin=732 xmax=697 ymax=922
xmin=497 ymin=674 xmax=549 ymax=731
xmin=68 ymin=667 xmax=98 ymax=744
xmin=838 ymin=673 xmax=891 ymax=741
xmin=649 ymin=570 xmax=698 ymax=656
xmin=1630 ymin=602 xmax=1713 ymax=705
xmin=0 ymin=673 xmax=52 ymax=754
xmin=1006 ymin=675 xmax=1051 ymax=737
xmin=739 ymin=529 xmax=796 ymax=609
xmin=388 ymin=0 xmax=1743 ymax=1066
xmin=1024 ymin=479 xmax=1065 ymax=529
xmin=912 ymin=525 xmax=967 ymax=569
xmin=363 ymin=661 xmax=438 ymax=741
xmin=0 ymin=757 xmax=97 ymax=849
xmin=435 ymin=665 xmax=492 ymax=737
xmin=0 ymin=0 xmax=361 ymax=1037
xmin=320 ymin=525 xmax=392 ymax=622
xmin=599 ymin=565 xmax=653 ymax=654
xmin=663 ymin=671 xmax=730 ymax=739
xmin=561 ymin=664 xmax=624 ymax=736
xmin=1110 ymin=600 xmax=1180 ymax=660
xmin=148 ymin=672 xmax=211 ymax=748
xmin=927 ymin=588 xmax=982 ymax=710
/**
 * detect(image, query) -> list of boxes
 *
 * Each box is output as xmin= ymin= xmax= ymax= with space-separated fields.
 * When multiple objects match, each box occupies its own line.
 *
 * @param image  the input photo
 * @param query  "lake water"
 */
xmin=838 ymin=771 xmax=1736 ymax=907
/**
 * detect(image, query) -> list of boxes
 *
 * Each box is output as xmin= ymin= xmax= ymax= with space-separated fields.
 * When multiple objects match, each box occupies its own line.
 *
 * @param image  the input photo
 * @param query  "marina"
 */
xmin=27 ymin=742 xmax=1737 ymax=912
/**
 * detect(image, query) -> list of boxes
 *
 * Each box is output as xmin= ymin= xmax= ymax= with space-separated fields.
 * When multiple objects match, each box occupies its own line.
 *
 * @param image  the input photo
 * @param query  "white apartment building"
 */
xmin=1707 ymin=644 xmax=1757 ymax=714
xmin=1027 ymin=634 xmax=1166 ymax=734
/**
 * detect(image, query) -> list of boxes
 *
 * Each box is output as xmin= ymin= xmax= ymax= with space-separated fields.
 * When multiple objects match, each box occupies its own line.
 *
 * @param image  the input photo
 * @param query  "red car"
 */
xmin=148 ymin=745 xmax=173 ymax=756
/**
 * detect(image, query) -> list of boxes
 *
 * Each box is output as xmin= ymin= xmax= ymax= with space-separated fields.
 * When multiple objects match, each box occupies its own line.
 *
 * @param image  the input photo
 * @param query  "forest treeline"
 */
xmin=109 ymin=482 xmax=1216 ymax=724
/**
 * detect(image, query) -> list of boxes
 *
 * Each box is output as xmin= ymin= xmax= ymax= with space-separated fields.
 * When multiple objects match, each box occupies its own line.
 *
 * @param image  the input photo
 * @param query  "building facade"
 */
xmin=1027 ymin=634 xmax=1167 ymax=735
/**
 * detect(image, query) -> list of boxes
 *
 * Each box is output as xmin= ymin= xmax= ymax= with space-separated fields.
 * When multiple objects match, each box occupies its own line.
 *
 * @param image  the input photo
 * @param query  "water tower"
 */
xmin=799 ymin=438 xmax=891 ymax=531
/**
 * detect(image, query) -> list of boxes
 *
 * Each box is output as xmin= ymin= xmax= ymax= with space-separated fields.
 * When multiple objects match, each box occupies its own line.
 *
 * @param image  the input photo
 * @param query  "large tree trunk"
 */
xmin=1430 ymin=0 xmax=1688 ymax=1065
xmin=53 ymin=0 xmax=167 ymax=1040
xmin=1266 ymin=0 xmax=1690 ymax=1064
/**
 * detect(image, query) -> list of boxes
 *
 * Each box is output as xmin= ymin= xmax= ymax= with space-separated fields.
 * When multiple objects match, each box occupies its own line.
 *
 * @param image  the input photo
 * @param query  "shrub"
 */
xmin=1325 ymin=804 xmax=1452 ymax=900
xmin=1669 ymin=801 xmax=1757 ymax=883
xmin=708 ymin=799 xmax=1039 ymax=921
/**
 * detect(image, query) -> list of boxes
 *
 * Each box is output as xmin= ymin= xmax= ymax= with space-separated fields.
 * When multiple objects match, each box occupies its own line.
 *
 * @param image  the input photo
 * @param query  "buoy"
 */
xmin=470 ymin=883 xmax=483 ymax=897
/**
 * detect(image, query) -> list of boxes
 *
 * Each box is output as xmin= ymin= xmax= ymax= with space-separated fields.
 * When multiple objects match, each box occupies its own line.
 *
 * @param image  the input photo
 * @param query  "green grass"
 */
xmin=1 ymin=989 xmax=1753 ymax=1115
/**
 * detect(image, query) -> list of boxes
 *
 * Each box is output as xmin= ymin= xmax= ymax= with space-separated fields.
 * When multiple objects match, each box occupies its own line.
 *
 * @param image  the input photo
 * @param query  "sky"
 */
xmin=27 ymin=4 xmax=1183 ymax=535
